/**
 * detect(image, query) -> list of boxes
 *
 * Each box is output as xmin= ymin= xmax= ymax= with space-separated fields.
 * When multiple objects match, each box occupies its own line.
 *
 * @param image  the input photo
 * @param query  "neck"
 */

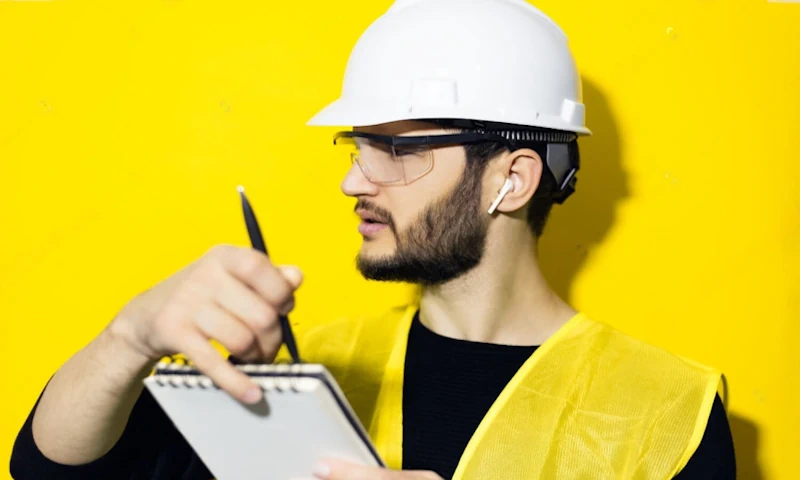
xmin=419 ymin=221 xmax=576 ymax=346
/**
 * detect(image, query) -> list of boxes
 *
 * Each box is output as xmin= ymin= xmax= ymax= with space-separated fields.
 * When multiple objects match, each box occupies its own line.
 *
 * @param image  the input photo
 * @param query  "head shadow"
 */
xmin=728 ymin=412 xmax=762 ymax=479
xmin=538 ymin=77 xmax=629 ymax=302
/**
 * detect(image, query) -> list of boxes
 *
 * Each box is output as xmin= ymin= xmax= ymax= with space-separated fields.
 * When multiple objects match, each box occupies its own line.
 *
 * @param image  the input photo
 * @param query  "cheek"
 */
xmin=388 ymin=194 xmax=428 ymax=230
xmin=385 ymin=149 xmax=467 ymax=229
xmin=385 ymin=179 xmax=446 ymax=233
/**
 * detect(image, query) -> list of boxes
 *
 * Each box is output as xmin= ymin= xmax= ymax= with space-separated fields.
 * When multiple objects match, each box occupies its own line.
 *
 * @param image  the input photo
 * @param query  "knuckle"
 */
xmin=227 ymin=330 xmax=256 ymax=355
xmin=238 ymin=251 xmax=270 ymax=279
xmin=263 ymin=278 xmax=292 ymax=306
xmin=173 ymin=282 xmax=208 ymax=310
xmin=187 ymin=262 xmax=217 ymax=287
xmin=208 ymin=243 xmax=235 ymax=259
xmin=249 ymin=304 xmax=275 ymax=330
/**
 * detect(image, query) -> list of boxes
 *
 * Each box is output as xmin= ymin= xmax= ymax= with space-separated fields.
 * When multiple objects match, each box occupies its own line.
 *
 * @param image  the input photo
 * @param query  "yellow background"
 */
xmin=1 ymin=0 xmax=797 ymax=478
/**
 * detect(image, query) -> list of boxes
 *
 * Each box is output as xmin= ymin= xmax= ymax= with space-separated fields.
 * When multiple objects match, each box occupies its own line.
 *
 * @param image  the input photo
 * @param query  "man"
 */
xmin=10 ymin=0 xmax=735 ymax=478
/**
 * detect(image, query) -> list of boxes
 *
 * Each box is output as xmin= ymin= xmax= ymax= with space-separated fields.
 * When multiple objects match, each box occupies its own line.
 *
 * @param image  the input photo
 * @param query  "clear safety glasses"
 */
xmin=333 ymin=130 xmax=525 ymax=186
xmin=333 ymin=132 xmax=434 ymax=185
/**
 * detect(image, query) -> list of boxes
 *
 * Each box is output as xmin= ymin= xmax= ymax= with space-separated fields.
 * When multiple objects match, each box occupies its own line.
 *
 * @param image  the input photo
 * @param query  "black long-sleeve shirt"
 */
xmin=10 ymin=314 xmax=736 ymax=479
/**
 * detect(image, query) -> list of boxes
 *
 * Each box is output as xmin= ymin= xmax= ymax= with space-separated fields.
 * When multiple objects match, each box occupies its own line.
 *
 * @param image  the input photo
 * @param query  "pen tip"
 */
xmin=237 ymin=185 xmax=245 ymax=194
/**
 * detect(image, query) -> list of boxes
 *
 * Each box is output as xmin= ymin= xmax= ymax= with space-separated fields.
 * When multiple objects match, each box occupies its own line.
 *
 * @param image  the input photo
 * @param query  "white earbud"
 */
xmin=487 ymin=178 xmax=514 ymax=214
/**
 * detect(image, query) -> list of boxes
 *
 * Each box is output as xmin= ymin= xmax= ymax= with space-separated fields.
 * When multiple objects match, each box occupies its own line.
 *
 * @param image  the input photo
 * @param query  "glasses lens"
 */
xmin=334 ymin=136 xmax=432 ymax=185
xmin=390 ymin=144 xmax=433 ymax=184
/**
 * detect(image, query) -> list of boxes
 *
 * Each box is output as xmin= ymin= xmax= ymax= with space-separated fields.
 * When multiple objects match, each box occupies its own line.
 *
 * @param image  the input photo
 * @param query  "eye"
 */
xmin=393 ymin=146 xmax=427 ymax=157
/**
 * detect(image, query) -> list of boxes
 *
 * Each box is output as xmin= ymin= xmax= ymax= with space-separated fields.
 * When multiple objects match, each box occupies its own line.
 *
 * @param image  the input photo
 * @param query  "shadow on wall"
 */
xmin=538 ymin=77 xmax=763 ymax=479
xmin=729 ymin=414 xmax=763 ymax=479
xmin=538 ymin=77 xmax=628 ymax=301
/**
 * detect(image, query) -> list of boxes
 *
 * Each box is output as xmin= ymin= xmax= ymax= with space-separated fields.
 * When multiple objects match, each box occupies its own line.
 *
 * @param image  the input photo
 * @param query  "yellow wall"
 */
xmin=0 ymin=0 xmax=797 ymax=478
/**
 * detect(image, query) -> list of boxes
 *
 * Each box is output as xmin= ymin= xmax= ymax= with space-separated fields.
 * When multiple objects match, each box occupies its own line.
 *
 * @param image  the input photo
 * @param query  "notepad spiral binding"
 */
xmin=158 ymin=353 xmax=294 ymax=367
xmin=150 ymin=361 xmax=320 ymax=392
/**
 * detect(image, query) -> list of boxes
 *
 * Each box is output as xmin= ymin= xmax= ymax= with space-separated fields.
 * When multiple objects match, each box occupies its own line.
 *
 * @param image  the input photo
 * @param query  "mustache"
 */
xmin=355 ymin=199 xmax=395 ymax=227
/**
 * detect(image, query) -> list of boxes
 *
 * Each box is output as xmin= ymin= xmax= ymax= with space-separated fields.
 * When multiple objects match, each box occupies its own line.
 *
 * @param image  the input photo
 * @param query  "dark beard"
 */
xmin=356 ymin=165 xmax=489 ymax=286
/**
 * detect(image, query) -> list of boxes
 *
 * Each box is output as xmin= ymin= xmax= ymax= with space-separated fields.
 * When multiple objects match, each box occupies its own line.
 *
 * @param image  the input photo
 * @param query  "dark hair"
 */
xmin=462 ymin=141 xmax=561 ymax=238
xmin=430 ymin=118 xmax=579 ymax=237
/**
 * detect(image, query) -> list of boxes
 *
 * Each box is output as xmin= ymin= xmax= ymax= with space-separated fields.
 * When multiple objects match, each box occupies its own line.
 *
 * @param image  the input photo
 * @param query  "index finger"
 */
xmin=182 ymin=332 xmax=262 ymax=404
xmin=217 ymin=247 xmax=298 ymax=308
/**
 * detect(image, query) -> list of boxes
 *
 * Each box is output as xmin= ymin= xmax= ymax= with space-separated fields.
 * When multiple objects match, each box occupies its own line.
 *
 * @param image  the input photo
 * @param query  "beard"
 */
xmin=356 ymin=165 xmax=490 ymax=286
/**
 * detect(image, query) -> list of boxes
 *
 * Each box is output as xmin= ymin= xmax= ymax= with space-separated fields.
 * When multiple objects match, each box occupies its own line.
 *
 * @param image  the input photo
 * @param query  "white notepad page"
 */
xmin=144 ymin=363 xmax=382 ymax=480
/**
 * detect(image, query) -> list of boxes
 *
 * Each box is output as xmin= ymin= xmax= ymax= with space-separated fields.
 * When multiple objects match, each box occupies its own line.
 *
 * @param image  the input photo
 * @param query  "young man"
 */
xmin=11 ymin=0 xmax=735 ymax=479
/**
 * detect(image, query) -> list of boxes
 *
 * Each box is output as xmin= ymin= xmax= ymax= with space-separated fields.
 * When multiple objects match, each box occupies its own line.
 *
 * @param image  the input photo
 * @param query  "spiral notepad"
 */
xmin=144 ymin=362 xmax=383 ymax=480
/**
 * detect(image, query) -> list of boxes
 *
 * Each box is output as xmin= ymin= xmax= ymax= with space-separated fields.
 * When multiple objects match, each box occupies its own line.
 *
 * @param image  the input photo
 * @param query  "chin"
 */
xmin=359 ymin=238 xmax=397 ymax=259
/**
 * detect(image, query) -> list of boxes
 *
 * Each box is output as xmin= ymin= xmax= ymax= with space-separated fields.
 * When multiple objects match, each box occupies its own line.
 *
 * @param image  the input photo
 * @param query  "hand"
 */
xmin=313 ymin=459 xmax=444 ymax=480
xmin=108 ymin=244 xmax=303 ymax=404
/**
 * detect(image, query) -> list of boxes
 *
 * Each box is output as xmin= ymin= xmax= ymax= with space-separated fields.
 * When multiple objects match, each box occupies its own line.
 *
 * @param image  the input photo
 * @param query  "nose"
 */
xmin=341 ymin=161 xmax=380 ymax=198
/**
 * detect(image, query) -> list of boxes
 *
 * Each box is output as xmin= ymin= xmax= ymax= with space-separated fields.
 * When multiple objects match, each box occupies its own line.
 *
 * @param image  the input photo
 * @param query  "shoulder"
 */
xmin=575 ymin=314 xmax=720 ymax=384
xmin=564 ymin=314 xmax=722 ymax=429
xmin=567 ymin=315 xmax=724 ymax=475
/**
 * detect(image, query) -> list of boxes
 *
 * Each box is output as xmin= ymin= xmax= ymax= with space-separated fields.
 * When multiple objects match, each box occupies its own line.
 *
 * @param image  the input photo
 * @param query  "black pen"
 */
xmin=238 ymin=186 xmax=301 ymax=364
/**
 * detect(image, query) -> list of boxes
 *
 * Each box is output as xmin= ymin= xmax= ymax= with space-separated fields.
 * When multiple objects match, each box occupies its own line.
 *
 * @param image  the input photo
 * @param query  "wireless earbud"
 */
xmin=487 ymin=178 xmax=514 ymax=214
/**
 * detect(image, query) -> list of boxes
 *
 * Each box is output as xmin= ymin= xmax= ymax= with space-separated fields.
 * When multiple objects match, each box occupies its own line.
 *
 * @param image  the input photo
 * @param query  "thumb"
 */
xmin=278 ymin=265 xmax=304 ymax=289
xmin=313 ymin=459 xmax=376 ymax=480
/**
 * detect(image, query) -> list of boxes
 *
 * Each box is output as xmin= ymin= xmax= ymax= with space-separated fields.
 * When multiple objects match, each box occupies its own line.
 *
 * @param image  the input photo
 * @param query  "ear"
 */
xmin=487 ymin=148 xmax=544 ymax=214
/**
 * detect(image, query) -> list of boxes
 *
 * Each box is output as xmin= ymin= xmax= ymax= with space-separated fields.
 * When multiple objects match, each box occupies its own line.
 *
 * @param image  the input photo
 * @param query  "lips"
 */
xmin=356 ymin=209 xmax=387 ymax=225
xmin=355 ymin=208 xmax=390 ymax=237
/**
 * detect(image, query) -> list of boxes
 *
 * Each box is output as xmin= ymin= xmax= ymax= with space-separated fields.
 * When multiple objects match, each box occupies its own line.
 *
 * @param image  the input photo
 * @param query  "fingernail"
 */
xmin=243 ymin=386 xmax=262 ymax=404
xmin=312 ymin=462 xmax=330 ymax=478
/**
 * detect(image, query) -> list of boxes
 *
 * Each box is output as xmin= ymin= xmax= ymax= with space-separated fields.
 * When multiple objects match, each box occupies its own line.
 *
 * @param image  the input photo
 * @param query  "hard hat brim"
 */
xmin=307 ymin=97 xmax=592 ymax=136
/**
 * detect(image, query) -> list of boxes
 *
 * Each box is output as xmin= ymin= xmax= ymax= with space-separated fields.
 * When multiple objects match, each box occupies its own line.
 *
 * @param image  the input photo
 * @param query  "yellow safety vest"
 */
xmin=298 ymin=305 xmax=721 ymax=479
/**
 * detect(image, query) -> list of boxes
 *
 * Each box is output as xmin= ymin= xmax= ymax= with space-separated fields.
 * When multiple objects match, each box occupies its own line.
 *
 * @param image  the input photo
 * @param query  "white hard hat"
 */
xmin=308 ymin=0 xmax=590 ymax=135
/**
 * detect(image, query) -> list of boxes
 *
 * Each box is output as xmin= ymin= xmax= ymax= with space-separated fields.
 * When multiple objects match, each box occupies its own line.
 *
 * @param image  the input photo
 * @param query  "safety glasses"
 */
xmin=333 ymin=130 xmax=528 ymax=186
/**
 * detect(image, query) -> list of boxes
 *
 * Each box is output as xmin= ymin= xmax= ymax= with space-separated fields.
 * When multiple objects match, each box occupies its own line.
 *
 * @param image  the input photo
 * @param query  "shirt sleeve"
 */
xmin=672 ymin=393 xmax=737 ymax=479
xmin=10 ymin=380 xmax=211 ymax=480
